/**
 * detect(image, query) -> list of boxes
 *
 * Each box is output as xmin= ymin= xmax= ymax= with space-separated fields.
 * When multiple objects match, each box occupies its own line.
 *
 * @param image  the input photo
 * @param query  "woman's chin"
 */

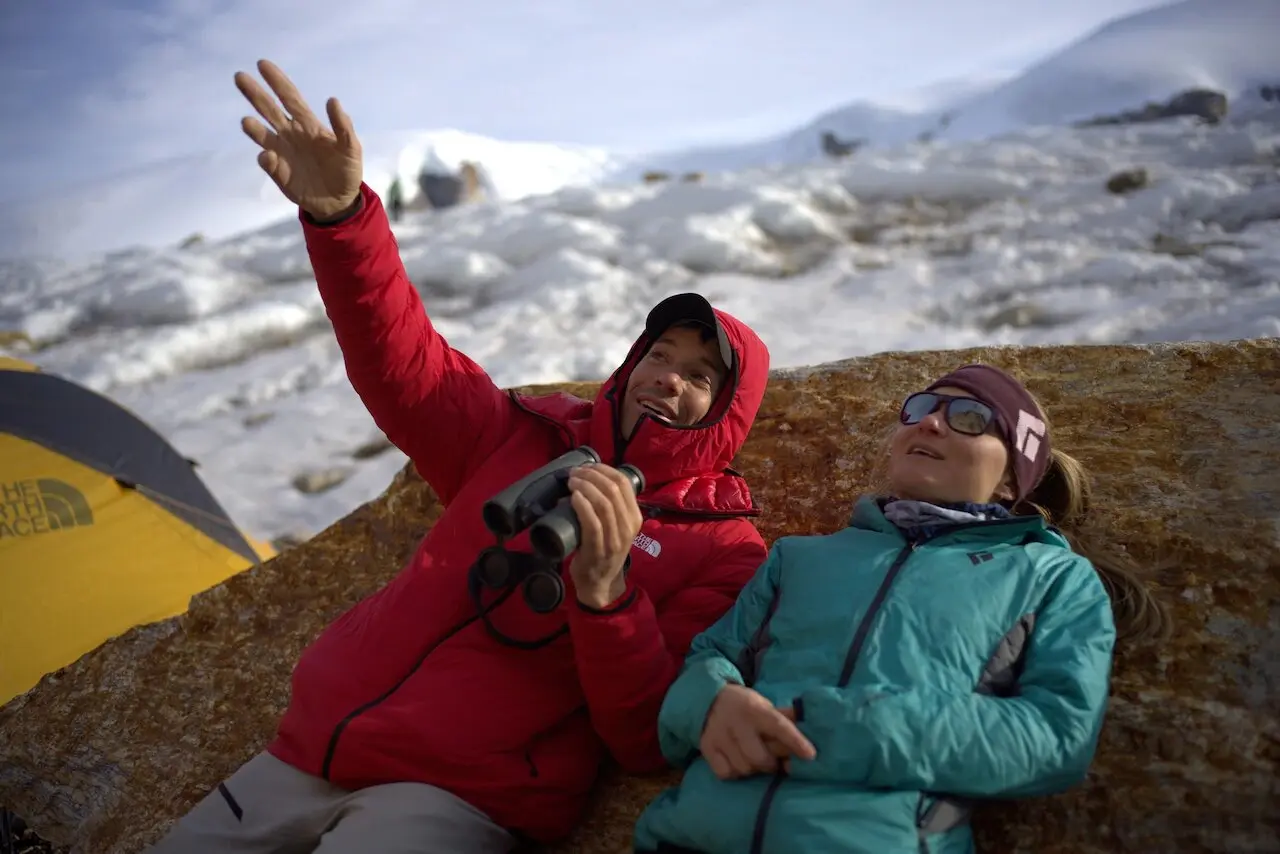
xmin=887 ymin=466 xmax=942 ymax=501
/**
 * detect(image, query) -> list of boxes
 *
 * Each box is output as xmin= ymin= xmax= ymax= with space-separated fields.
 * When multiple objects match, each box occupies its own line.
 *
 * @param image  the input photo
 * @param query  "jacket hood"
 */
xmin=513 ymin=301 xmax=770 ymax=516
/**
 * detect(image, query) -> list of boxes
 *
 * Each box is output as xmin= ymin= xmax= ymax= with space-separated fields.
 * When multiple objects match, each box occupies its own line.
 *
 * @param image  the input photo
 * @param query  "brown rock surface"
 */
xmin=2 ymin=339 xmax=1278 ymax=854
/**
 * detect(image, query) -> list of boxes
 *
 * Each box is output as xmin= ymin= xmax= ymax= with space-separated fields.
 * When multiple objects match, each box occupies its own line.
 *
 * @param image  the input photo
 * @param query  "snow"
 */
xmin=0 ymin=130 xmax=623 ymax=262
xmin=940 ymin=0 xmax=1280 ymax=139
xmin=2 ymin=0 xmax=1279 ymax=548
xmin=633 ymin=0 xmax=1280 ymax=174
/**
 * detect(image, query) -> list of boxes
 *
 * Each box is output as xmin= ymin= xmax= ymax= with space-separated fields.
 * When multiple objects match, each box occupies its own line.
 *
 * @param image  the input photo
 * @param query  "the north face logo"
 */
xmin=632 ymin=532 xmax=662 ymax=558
xmin=0 ymin=478 xmax=94 ymax=538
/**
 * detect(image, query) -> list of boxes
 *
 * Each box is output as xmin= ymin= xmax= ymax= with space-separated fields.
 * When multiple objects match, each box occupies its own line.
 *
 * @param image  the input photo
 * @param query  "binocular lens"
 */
xmin=481 ymin=503 xmax=516 ymax=539
xmin=523 ymin=570 xmax=563 ymax=614
xmin=476 ymin=547 xmax=512 ymax=588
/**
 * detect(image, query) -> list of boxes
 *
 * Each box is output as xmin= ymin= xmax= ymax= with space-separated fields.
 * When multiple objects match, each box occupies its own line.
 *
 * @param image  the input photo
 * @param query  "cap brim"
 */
xmin=645 ymin=292 xmax=735 ymax=373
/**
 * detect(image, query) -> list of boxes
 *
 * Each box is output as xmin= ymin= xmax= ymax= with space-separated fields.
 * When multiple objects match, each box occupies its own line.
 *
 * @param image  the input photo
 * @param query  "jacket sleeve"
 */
xmin=301 ymin=183 xmax=514 ymax=505
xmin=787 ymin=556 xmax=1116 ymax=798
xmin=566 ymin=530 xmax=769 ymax=773
xmin=656 ymin=541 xmax=784 ymax=768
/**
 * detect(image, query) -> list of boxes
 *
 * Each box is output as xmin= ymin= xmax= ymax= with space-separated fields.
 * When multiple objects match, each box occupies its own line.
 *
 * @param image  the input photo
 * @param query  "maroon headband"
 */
xmin=927 ymin=364 xmax=1050 ymax=502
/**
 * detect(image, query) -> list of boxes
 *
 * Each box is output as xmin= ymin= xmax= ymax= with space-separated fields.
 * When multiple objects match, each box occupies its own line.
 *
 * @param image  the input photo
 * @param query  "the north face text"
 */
xmin=0 ymin=479 xmax=94 ymax=538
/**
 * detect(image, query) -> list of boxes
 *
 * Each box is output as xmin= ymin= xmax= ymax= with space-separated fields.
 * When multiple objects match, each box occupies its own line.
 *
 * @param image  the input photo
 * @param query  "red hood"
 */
xmin=512 ymin=306 xmax=770 ymax=516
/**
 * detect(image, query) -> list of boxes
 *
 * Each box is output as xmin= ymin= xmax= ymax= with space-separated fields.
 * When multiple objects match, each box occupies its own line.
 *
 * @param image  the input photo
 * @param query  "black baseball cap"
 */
xmin=644 ymin=292 xmax=735 ymax=373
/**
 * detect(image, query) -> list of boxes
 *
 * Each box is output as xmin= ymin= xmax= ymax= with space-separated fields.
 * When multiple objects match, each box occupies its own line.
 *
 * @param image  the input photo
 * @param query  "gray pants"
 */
xmin=144 ymin=751 xmax=516 ymax=854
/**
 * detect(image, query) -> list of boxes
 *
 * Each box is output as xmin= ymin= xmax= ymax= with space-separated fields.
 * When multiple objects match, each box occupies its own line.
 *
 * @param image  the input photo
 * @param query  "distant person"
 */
xmin=632 ymin=364 xmax=1167 ymax=854
xmin=143 ymin=59 xmax=772 ymax=854
xmin=386 ymin=176 xmax=404 ymax=222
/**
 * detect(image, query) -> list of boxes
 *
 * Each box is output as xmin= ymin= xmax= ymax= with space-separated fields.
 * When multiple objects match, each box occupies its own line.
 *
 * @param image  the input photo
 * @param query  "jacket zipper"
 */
xmin=748 ymin=773 xmax=785 ymax=854
xmin=836 ymin=542 xmax=917 ymax=687
xmin=746 ymin=515 xmax=1036 ymax=850
xmin=746 ymin=541 xmax=916 ymax=853
xmin=320 ymin=607 xmax=488 ymax=779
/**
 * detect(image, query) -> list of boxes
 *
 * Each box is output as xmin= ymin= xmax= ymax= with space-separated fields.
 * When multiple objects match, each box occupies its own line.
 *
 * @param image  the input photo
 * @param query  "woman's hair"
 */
xmin=1013 ymin=442 xmax=1171 ymax=643
xmin=877 ymin=383 xmax=1172 ymax=645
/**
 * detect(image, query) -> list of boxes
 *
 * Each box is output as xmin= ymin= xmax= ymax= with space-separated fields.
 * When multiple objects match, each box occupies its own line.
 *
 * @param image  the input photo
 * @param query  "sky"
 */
xmin=1 ymin=0 xmax=1175 ymax=206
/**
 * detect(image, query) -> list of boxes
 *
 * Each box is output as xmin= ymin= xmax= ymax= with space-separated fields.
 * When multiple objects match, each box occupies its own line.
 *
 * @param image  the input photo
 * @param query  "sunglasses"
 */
xmin=900 ymin=391 xmax=996 ymax=436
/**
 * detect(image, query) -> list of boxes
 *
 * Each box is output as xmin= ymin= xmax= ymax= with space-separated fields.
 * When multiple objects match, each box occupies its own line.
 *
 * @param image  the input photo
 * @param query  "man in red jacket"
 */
xmin=145 ymin=61 xmax=779 ymax=853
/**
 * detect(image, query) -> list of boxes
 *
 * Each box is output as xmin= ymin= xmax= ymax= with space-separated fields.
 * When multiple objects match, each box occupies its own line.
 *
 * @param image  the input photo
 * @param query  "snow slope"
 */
xmin=634 ymin=0 xmax=1280 ymax=175
xmin=5 ymin=108 xmax=1279 ymax=545
xmin=941 ymin=0 xmax=1280 ymax=139
xmin=7 ymin=0 xmax=1277 ymax=262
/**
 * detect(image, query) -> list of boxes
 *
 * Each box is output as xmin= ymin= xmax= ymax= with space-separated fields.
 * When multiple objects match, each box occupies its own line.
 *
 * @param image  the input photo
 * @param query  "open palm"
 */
xmin=234 ymin=60 xmax=364 ymax=221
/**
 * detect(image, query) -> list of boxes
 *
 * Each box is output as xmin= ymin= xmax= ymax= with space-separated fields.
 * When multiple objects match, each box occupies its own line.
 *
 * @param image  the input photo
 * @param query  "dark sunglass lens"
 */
xmin=900 ymin=392 xmax=941 ymax=424
xmin=947 ymin=399 xmax=993 ymax=435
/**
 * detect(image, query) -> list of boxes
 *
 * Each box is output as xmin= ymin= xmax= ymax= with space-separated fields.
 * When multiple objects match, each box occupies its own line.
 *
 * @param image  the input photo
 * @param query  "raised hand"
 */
xmin=233 ymin=59 xmax=364 ymax=222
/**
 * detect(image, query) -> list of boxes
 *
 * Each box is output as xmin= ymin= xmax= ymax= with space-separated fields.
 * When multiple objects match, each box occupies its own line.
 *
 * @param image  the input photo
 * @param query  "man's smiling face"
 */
xmin=619 ymin=323 xmax=727 ymax=439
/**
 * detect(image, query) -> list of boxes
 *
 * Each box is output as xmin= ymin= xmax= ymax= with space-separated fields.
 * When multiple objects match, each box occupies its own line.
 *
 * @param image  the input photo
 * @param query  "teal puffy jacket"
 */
xmin=633 ymin=495 xmax=1117 ymax=854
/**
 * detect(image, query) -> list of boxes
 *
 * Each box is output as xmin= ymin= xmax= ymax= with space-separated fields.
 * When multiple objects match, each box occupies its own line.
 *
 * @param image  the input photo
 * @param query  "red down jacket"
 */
xmin=266 ymin=183 xmax=772 ymax=843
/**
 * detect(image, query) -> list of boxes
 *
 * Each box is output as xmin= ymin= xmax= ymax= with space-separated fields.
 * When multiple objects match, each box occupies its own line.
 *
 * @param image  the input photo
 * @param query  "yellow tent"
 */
xmin=0 ymin=356 xmax=275 ymax=706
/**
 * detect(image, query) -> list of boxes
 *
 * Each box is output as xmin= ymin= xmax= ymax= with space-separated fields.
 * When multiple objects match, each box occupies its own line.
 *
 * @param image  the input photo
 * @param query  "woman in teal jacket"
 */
xmin=633 ymin=363 xmax=1166 ymax=854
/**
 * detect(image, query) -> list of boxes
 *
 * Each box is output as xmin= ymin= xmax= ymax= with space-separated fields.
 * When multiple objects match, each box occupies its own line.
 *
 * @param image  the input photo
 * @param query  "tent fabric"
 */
xmin=0 ymin=358 xmax=273 ymax=706
xmin=0 ymin=366 xmax=259 ymax=563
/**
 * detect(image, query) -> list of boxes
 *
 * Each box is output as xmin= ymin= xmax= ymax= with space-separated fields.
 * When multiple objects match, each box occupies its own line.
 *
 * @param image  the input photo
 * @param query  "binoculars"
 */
xmin=472 ymin=446 xmax=645 ymax=613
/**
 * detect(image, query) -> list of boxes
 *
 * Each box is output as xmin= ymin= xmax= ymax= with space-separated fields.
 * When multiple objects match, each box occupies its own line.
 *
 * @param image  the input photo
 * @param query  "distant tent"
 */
xmin=0 ymin=357 xmax=275 ymax=706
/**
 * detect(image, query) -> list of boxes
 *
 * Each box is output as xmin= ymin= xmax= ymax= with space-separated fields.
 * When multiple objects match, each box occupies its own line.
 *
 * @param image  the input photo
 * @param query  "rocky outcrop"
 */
xmin=821 ymin=130 xmax=865 ymax=158
xmin=2 ymin=340 xmax=1278 ymax=854
xmin=1078 ymin=87 xmax=1230 ymax=128
xmin=640 ymin=171 xmax=706 ymax=185
xmin=1106 ymin=167 xmax=1149 ymax=195
xmin=415 ymin=160 xmax=487 ymax=211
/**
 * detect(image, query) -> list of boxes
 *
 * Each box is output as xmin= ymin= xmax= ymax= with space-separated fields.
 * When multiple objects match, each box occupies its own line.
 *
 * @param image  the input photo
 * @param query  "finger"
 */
xmin=762 ymin=735 xmax=792 ymax=758
xmin=721 ymin=741 xmax=756 ymax=778
xmin=760 ymin=713 xmax=816 ymax=760
xmin=581 ymin=464 xmax=636 ymax=501
xmin=257 ymin=151 xmax=294 ymax=200
xmin=569 ymin=491 xmax=604 ymax=563
xmin=627 ymin=494 xmax=644 ymax=536
xmin=257 ymin=59 xmax=321 ymax=128
xmin=569 ymin=464 xmax=614 ymax=489
xmin=573 ymin=467 xmax=629 ymax=548
xmin=241 ymin=116 xmax=273 ymax=148
xmin=703 ymin=747 xmax=734 ymax=780
xmin=257 ymin=150 xmax=280 ymax=180
xmin=777 ymin=706 xmax=796 ymax=721
xmin=569 ymin=478 xmax=617 ymax=558
xmin=601 ymin=464 xmax=639 ymax=492
xmin=594 ymin=465 xmax=645 ymax=534
xmin=730 ymin=725 xmax=777 ymax=773
xmin=234 ymin=69 xmax=290 ymax=132
xmin=327 ymin=97 xmax=359 ymax=153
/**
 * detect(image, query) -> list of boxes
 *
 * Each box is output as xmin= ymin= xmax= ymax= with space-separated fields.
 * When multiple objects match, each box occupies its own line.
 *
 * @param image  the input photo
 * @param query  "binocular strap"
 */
xmin=467 ymin=564 xmax=569 ymax=651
